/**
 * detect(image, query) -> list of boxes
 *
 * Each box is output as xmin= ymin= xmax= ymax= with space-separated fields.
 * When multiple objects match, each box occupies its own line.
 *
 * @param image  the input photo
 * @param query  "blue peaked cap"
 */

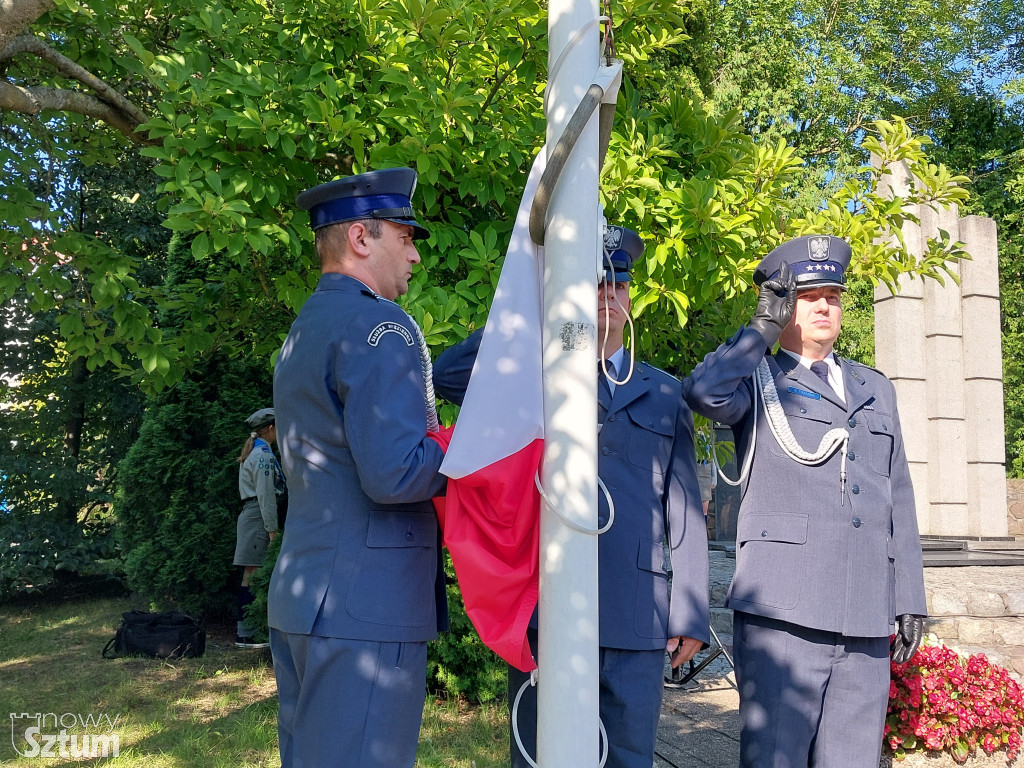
xmin=602 ymin=225 xmax=644 ymax=283
xmin=296 ymin=167 xmax=429 ymax=240
xmin=753 ymin=235 xmax=851 ymax=291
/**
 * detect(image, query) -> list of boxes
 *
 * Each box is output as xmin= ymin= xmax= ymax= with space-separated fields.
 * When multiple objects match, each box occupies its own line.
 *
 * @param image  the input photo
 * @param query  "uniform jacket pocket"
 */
xmin=736 ymin=513 xmax=808 ymax=545
xmin=624 ymin=403 xmax=673 ymax=476
xmin=365 ymin=511 xmax=434 ymax=548
xmin=730 ymin=513 xmax=808 ymax=610
xmin=862 ymin=411 xmax=894 ymax=476
xmin=634 ymin=538 xmax=670 ymax=639
xmin=346 ymin=512 xmax=436 ymax=626
xmin=778 ymin=395 xmax=834 ymax=424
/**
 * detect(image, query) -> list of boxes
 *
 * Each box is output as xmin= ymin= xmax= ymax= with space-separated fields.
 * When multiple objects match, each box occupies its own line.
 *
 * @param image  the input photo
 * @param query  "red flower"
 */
xmin=886 ymin=640 xmax=1024 ymax=762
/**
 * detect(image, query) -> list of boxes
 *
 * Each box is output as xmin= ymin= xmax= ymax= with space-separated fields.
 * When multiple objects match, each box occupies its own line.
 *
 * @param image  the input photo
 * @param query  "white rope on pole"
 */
xmin=535 ymin=472 xmax=615 ymax=535
xmin=511 ymin=672 xmax=610 ymax=768
xmin=597 ymin=240 xmax=636 ymax=388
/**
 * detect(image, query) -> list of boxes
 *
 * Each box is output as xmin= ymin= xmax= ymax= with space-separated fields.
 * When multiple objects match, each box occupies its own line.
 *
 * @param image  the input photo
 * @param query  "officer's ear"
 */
xmin=346 ymin=221 xmax=373 ymax=259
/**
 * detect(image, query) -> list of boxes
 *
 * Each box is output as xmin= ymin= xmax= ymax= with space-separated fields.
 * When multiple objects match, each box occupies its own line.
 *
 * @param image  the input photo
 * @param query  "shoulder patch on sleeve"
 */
xmin=368 ymin=321 xmax=414 ymax=347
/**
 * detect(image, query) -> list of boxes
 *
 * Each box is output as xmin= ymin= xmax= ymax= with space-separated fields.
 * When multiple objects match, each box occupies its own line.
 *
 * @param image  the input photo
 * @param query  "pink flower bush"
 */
xmin=886 ymin=640 xmax=1024 ymax=763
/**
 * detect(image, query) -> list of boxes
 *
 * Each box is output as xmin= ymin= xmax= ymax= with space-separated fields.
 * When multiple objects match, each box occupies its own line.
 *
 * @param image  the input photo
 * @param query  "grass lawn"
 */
xmin=0 ymin=593 xmax=510 ymax=767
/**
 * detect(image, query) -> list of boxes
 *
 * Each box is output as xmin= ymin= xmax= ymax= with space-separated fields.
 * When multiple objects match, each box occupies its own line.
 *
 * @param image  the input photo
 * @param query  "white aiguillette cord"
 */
xmin=376 ymin=291 xmax=439 ymax=433
xmin=717 ymin=358 xmax=850 ymax=504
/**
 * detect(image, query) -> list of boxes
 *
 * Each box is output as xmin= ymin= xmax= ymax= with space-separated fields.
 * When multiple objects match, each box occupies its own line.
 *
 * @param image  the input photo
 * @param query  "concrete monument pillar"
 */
xmin=872 ymin=160 xmax=1008 ymax=537
xmin=873 ymin=159 xmax=932 ymax=533
xmin=960 ymin=216 xmax=1008 ymax=536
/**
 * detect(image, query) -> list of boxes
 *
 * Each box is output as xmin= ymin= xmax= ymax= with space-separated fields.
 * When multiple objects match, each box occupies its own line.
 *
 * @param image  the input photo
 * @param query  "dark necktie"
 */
xmin=598 ymin=361 xmax=614 ymax=406
xmin=810 ymin=360 xmax=831 ymax=389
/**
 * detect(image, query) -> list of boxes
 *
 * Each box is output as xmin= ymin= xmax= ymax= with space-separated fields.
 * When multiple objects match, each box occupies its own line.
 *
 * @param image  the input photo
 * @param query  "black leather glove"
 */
xmin=891 ymin=614 xmax=925 ymax=663
xmin=748 ymin=260 xmax=796 ymax=348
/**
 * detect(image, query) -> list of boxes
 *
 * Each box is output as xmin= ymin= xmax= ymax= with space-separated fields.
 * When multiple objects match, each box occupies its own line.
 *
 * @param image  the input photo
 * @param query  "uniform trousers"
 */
xmin=508 ymin=628 xmax=666 ymax=768
xmin=270 ymin=629 xmax=428 ymax=768
xmin=733 ymin=612 xmax=890 ymax=768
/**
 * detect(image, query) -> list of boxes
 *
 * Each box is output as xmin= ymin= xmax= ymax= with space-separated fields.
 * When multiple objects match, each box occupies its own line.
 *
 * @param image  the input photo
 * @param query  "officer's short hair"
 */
xmin=314 ymin=219 xmax=384 ymax=266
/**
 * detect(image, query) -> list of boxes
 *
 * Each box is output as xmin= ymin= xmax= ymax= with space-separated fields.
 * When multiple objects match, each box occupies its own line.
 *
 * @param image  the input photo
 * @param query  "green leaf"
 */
xmin=191 ymin=232 xmax=210 ymax=259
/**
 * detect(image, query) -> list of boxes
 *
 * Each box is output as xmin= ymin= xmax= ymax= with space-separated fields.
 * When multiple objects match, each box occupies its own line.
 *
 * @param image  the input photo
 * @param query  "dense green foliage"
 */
xmin=0 ymin=153 xmax=164 ymax=596
xmin=428 ymin=558 xmax=509 ymax=703
xmin=687 ymin=0 xmax=1022 ymax=199
xmin=115 ymin=357 xmax=272 ymax=617
xmin=2 ymin=0 xmax=975 ymax=392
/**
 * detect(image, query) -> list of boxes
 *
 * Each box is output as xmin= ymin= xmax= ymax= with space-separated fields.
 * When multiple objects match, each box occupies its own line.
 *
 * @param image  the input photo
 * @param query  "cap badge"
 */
xmin=808 ymin=237 xmax=830 ymax=262
xmin=604 ymin=227 xmax=622 ymax=250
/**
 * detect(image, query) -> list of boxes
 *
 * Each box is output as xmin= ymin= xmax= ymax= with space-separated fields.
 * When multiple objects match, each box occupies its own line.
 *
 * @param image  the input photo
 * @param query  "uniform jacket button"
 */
xmin=601 ymin=446 xmax=610 ymax=455
xmin=848 ymin=451 xmax=856 ymax=460
xmin=853 ymin=517 xmax=862 ymax=528
xmin=800 ymin=408 xmax=807 ymax=414
xmin=852 ymin=485 xmax=860 ymax=494
xmin=848 ymin=417 xmax=858 ymax=428
xmin=761 ymin=530 xmax=768 ymax=538
xmin=607 ymin=414 xmax=616 ymax=422
xmin=406 ymin=531 xmax=414 ymax=541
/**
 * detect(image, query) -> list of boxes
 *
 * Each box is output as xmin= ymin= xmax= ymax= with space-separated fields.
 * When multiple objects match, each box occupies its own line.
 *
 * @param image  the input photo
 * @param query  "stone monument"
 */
xmin=873 ymin=160 xmax=1008 ymax=538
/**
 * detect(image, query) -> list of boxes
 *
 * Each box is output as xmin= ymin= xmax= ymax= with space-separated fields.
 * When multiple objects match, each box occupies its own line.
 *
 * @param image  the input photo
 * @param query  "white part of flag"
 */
xmin=439 ymin=148 xmax=547 ymax=480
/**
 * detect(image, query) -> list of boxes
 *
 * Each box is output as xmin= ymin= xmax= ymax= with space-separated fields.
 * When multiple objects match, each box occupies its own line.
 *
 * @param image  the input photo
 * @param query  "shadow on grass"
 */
xmin=2 ymin=591 xmax=510 ymax=767
xmin=2 ymin=593 xmax=280 ymax=767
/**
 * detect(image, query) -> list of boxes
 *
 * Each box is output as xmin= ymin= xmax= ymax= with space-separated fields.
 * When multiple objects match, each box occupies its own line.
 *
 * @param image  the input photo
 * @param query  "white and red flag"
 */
xmin=431 ymin=148 xmax=547 ymax=672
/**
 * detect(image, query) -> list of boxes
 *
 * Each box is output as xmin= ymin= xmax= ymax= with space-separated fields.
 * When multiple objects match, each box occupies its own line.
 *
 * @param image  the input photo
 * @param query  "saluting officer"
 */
xmin=682 ymin=235 xmax=927 ymax=768
xmin=268 ymin=168 xmax=448 ymax=768
xmin=435 ymin=226 xmax=710 ymax=768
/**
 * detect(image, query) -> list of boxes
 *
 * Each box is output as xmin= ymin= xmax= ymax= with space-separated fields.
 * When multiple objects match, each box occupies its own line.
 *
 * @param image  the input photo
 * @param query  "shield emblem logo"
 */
xmin=604 ymin=227 xmax=623 ymax=251
xmin=808 ymin=237 xmax=830 ymax=262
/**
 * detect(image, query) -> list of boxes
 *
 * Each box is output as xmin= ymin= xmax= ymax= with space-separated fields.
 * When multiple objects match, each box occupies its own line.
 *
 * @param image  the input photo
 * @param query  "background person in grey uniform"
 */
xmin=268 ymin=168 xmax=448 ymax=768
xmin=682 ymin=235 xmax=927 ymax=768
xmin=434 ymin=226 xmax=709 ymax=768
xmin=233 ymin=406 xmax=283 ymax=649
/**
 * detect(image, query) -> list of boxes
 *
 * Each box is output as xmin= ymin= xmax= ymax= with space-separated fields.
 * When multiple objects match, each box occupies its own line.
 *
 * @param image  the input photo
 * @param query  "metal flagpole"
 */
xmin=537 ymin=0 xmax=601 ymax=762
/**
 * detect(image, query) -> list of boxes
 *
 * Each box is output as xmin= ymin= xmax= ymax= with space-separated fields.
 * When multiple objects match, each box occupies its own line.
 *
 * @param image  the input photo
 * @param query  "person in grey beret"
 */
xmin=682 ymin=235 xmax=927 ymax=768
xmin=233 ymin=406 xmax=284 ymax=649
xmin=268 ymin=167 xmax=447 ymax=768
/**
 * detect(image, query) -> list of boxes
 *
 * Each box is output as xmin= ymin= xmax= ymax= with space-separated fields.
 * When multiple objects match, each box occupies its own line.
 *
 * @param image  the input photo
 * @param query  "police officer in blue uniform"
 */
xmin=434 ymin=226 xmax=709 ymax=768
xmin=269 ymin=168 xmax=448 ymax=768
xmin=682 ymin=235 xmax=927 ymax=768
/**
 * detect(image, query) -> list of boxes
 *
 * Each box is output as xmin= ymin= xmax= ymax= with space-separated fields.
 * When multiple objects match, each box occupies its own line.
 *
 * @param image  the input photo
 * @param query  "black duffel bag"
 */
xmin=102 ymin=610 xmax=206 ymax=659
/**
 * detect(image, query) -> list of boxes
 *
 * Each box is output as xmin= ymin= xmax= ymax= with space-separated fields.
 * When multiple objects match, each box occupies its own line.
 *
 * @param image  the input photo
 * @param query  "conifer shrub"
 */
xmin=115 ymin=356 xmax=272 ymax=618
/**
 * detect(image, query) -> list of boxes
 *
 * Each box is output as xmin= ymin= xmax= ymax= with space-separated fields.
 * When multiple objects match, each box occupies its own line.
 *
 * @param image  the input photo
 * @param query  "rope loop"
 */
xmin=511 ymin=671 xmax=610 ymax=768
xmin=717 ymin=358 xmax=849 ymax=502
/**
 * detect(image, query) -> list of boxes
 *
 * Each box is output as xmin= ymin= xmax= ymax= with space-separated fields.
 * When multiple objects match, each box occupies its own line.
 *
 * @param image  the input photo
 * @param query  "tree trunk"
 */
xmin=57 ymin=354 xmax=87 ymax=526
